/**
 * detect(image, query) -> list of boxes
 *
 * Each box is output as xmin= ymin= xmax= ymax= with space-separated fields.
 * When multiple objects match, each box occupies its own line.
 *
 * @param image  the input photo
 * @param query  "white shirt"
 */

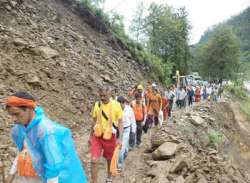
xmin=167 ymin=90 xmax=175 ymax=100
xmin=207 ymin=87 xmax=212 ymax=95
xmin=158 ymin=110 xmax=163 ymax=127
xmin=122 ymin=104 xmax=136 ymax=133
xmin=179 ymin=89 xmax=187 ymax=100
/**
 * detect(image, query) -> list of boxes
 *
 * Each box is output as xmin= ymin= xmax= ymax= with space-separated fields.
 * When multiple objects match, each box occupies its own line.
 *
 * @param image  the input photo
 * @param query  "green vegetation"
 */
xmin=240 ymin=99 xmax=250 ymax=120
xmin=206 ymin=130 xmax=224 ymax=149
xmin=240 ymin=62 xmax=250 ymax=80
xmin=79 ymin=0 xmax=191 ymax=84
xmin=193 ymin=7 xmax=250 ymax=80
xmin=225 ymin=82 xmax=250 ymax=120
xmin=130 ymin=3 xmax=191 ymax=75
xmin=194 ymin=26 xmax=240 ymax=80
xmin=197 ymin=7 xmax=250 ymax=63
xmin=225 ymin=83 xmax=248 ymax=100
xmin=195 ymin=15 xmax=250 ymax=124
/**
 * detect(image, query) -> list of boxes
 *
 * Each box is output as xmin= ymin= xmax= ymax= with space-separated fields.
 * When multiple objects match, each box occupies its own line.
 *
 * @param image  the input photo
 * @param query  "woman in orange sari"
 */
xmin=195 ymin=87 xmax=201 ymax=102
xmin=162 ymin=95 xmax=169 ymax=121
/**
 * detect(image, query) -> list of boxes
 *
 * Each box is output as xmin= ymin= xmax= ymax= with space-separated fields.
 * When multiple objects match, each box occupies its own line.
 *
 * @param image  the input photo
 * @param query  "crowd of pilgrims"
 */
xmin=110 ymin=81 xmax=224 ymax=170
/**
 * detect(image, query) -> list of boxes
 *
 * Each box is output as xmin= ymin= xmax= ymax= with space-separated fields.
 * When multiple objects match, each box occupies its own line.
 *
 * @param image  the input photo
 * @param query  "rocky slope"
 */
xmin=109 ymin=102 xmax=250 ymax=183
xmin=0 ymin=0 xmax=153 ymax=172
xmin=74 ymin=101 xmax=250 ymax=183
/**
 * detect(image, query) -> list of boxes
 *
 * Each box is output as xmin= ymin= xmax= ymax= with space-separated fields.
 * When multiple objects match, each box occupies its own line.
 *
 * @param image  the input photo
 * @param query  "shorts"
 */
xmin=90 ymin=134 xmax=116 ymax=160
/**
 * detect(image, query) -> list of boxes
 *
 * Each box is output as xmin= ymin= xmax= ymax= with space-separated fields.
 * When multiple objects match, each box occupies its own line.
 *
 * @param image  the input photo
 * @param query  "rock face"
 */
xmin=0 ymin=0 xmax=157 ymax=175
xmin=143 ymin=103 xmax=250 ymax=183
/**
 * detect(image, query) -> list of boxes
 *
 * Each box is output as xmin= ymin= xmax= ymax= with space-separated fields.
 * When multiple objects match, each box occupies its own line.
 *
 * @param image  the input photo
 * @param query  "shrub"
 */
xmin=225 ymin=83 xmax=248 ymax=100
xmin=207 ymin=130 xmax=224 ymax=149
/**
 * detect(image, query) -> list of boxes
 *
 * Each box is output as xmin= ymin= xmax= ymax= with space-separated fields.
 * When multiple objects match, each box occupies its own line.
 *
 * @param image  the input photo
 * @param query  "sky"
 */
xmin=103 ymin=0 xmax=250 ymax=44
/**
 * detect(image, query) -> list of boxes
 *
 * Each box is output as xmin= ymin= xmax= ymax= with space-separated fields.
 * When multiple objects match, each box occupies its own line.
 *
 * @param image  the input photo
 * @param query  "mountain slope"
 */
xmin=197 ymin=7 xmax=250 ymax=62
xmin=0 ymin=0 xmax=155 ymax=169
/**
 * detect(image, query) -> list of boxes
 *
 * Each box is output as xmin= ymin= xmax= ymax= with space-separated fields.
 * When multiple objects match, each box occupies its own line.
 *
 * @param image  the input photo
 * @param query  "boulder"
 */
xmin=10 ymin=1 xmax=17 ymax=7
xmin=170 ymin=158 xmax=188 ymax=173
xmin=183 ymin=173 xmax=197 ymax=183
xmin=101 ymin=74 xmax=114 ymax=83
xmin=5 ymin=5 xmax=12 ymax=11
xmin=27 ymin=75 xmax=43 ymax=87
xmin=219 ymin=175 xmax=233 ymax=183
xmin=197 ymin=177 xmax=208 ymax=183
xmin=175 ymin=176 xmax=185 ymax=183
xmin=13 ymin=38 xmax=29 ymax=46
xmin=190 ymin=115 xmax=205 ymax=126
xmin=34 ymin=46 xmax=59 ymax=59
xmin=152 ymin=142 xmax=178 ymax=160
xmin=146 ymin=161 xmax=172 ymax=178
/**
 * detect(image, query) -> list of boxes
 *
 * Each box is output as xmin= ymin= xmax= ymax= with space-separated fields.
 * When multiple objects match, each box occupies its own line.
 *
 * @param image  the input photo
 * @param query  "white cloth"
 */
xmin=122 ymin=104 xmax=136 ymax=133
xmin=167 ymin=90 xmax=175 ymax=100
xmin=10 ymin=156 xmax=18 ymax=175
xmin=47 ymin=177 xmax=59 ymax=183
xmin=158 ymin=110 xmax=163 ymax=127
xmin=9 ymin=140 xmax=29 ymax=175
xmin=207 ymin=87 xmax=212 ymax=95
xmin=179 ymin=89 xmax=187 ymax=100
xmin=164 ymin=91 xmax=169 ymax=98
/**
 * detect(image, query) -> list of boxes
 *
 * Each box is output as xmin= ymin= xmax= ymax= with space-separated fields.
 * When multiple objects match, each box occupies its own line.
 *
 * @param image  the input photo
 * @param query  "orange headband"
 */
xmin=6 ymin=96 xmax=37 ymax=109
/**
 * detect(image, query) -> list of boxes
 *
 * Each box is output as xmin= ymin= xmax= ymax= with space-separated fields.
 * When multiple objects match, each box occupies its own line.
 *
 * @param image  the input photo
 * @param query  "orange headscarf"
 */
xmin=6 ymin=96 xmax=37 ymax=109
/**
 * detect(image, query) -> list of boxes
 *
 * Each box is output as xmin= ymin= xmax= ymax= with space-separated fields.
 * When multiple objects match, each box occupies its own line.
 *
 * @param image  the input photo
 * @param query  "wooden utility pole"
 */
xmin=172 ymin=70 xmax=186 ymax=87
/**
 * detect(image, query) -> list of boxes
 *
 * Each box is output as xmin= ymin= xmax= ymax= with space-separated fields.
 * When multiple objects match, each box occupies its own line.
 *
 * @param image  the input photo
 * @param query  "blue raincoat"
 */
xmin=11 ymin=107 xmax=88 ymax=183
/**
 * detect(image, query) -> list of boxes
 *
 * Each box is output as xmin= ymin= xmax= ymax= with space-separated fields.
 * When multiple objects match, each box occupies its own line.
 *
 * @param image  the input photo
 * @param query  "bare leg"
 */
xmin=107 ymin=160 xmax=111 ymax=178
xmin=91 ymin=160 xmax=98 ymax=183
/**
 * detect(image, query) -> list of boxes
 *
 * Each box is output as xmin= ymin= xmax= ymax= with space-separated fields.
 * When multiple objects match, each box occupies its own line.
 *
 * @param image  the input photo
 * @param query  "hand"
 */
xmin=116 ymin=139 xmax=122 ymax=149
xmin=88 ymin=135 xmax=92 ymax=147
xmin=47 ymin=177 xmax=59 ymax=183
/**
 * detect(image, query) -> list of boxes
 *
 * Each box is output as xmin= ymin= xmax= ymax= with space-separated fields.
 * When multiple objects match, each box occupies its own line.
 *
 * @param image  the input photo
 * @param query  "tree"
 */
xmin=199 ymin=26 xmax=240 ymax=80
xmin=143 ymin=3 xmax=191 ymax=74
xmin=130 ymin=1 xmax=146 ymax=43
xmin=92 ymin=0 xmax=105 ymax=9
xmin=79 ymin=0 xmax=172 ymax=83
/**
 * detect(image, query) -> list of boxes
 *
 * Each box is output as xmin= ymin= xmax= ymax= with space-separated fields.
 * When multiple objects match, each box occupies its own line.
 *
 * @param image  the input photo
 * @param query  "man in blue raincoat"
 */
xmin=5 ymin=91 xmax=88 ymax=183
